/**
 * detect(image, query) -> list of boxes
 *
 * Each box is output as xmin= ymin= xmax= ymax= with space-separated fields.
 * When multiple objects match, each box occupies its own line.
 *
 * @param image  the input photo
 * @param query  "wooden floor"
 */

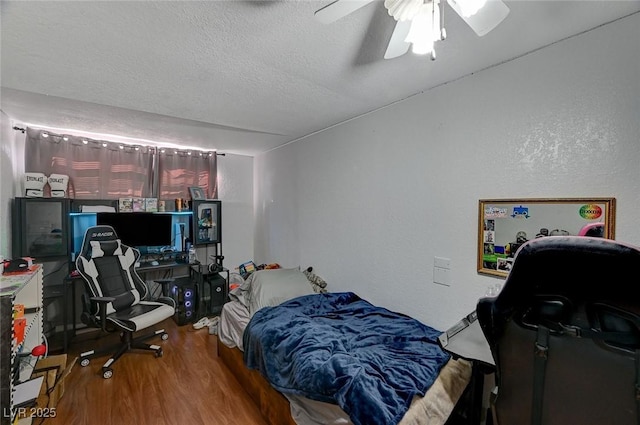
xmin=40 ymin=318 xmax=269 ymax=425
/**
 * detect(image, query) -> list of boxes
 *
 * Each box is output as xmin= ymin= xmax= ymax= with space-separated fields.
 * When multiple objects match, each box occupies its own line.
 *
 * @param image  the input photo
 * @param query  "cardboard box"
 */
xmin=31 ymin=354 xmax=77 ymax=409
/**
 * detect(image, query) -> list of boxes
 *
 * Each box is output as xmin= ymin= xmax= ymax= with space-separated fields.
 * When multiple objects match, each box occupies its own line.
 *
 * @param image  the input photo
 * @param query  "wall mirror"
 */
xmin=478 ymin=197 xmax=616 ymax=278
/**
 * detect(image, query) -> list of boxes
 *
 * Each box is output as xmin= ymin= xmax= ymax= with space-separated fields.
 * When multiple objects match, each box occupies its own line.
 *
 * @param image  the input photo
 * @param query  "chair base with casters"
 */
xmin=75 ymin=225 xmax=177 ymax=379
xmin=79 ymin=327 xmax=169 ymax=379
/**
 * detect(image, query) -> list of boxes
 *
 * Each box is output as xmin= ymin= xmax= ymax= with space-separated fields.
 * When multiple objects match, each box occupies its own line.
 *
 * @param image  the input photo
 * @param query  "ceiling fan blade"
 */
xmin=384 ymin=19 xmax=412 ymax=59
xmin=447 ymin=0 xmax=510 ymax=36
xmin=314 ymin=0 xmax=377 ymax=24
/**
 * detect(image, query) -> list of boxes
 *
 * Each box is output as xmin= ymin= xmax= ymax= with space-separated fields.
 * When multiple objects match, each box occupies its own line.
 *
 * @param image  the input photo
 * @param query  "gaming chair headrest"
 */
xmin=478 ymin=236 xmax=640 ymax=355
xmin=495 ymin=236 xmax=640 ymax=309
xmin=78 ymin=225 xmax=121 ymax=260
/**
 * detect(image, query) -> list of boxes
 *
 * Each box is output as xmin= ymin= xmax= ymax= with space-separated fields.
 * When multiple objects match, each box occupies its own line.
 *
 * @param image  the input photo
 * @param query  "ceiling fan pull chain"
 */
xmin=431 ymin=0 xmax=438 ymax=60
xmin=440 ymin=0 xmax=447 ymax=41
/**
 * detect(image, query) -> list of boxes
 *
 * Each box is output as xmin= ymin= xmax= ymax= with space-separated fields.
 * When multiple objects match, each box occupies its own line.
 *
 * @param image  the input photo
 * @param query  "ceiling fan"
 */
xmin=314 ymin=0 xmax=509 ymax=60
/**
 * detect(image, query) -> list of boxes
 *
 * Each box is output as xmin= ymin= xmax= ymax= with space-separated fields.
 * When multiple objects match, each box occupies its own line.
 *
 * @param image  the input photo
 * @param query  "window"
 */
xmin=24 ymin=128 xmax=217 ymax=200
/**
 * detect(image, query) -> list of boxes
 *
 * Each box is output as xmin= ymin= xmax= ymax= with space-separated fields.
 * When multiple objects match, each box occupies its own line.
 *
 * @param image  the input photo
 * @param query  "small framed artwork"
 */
xmin=189 ymin=187 xmax=206 ymax=200
xmin=496 ymin=257 xmax=514 ymax=273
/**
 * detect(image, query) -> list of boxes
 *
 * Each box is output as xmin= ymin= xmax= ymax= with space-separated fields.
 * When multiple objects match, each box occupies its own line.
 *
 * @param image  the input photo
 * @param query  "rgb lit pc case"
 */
xmin=191 ymin=200 xmax=221 ymax=246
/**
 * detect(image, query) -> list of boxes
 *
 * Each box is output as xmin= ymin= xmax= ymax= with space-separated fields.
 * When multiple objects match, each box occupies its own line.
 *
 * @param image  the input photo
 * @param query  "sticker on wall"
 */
xmin=511 ymin=205 xmax=530 ymax=219
xmin=485 ymin=207 xmax=508 ymax=219
xmin=579 ymin=204 xmax=603 ymax=220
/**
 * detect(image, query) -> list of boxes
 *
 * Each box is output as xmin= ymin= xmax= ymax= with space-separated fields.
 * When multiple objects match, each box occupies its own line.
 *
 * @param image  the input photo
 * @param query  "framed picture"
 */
xmin=477 ymin=197 xmax=616 ymax=278
xmin=192 ymin=200 xmax=222 ymax=245
xmin=189 ymin=187 xmax=205 ymax=200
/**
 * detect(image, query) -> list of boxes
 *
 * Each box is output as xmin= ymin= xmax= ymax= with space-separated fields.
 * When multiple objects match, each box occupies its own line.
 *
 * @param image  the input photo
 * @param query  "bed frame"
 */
xmin=217 ymin=335 xmax=296 ymax=425
xmin=217 ymin=333 xmax=475 ymax=425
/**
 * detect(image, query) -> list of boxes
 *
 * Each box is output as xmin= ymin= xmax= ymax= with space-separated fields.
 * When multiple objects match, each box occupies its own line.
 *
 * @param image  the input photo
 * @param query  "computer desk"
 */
xmin=136 ymin=260 xmax=194 ymax=274
xmin=439 ymin=314 xmax=494 ymax=367
xmin=438 ymin=312 xmax=495 ymax=425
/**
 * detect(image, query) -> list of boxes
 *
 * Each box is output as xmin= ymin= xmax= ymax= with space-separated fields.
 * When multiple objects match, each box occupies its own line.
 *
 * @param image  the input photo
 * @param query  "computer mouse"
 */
xmin=151 ymin=260 xmax=160 ymax=266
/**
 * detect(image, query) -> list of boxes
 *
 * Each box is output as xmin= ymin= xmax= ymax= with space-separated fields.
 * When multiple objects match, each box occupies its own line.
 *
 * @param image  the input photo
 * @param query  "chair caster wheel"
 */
xmin=102 ymin=368 xmax=113 ymax=379
xmin=161 ymin=333 xmax=169 ymax=341
xmin=80 ymin=358 xmax=90 ymax=367
xmin=155 ymin=348 xmax=163 ymax=358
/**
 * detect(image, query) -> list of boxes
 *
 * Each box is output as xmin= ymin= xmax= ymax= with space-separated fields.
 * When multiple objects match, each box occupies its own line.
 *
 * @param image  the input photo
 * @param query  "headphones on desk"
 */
xmin=207 ymin=254 xmax=224 ymax=273
xmin=208 ymin=263 xmax=223 ymax=273
xmin=4 ymin=258 xmax=30 ymax=273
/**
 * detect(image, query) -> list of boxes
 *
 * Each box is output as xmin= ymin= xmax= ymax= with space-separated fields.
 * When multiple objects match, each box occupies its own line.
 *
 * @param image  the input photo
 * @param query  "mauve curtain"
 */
xmin=24 ymin=127 xmax=218 ymax=201
xmin=25 ymin=128 xmax=155 ymax=199
xmin=158 ymin=151 xmax=217 ymax=200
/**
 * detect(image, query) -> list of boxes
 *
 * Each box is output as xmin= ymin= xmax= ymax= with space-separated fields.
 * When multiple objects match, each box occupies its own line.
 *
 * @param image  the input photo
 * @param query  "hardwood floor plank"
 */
xmin=42 ymin=318 xmax=268 ymax=425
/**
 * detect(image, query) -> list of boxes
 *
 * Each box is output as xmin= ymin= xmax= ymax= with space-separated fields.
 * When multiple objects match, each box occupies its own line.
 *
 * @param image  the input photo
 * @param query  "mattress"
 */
xmin=219 ymin=299 xmax=472 ymax=425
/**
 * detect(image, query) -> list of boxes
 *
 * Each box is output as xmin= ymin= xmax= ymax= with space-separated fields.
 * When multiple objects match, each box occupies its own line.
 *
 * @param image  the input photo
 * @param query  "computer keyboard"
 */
xmin=137 ymin=259 xmax=179 ymax=268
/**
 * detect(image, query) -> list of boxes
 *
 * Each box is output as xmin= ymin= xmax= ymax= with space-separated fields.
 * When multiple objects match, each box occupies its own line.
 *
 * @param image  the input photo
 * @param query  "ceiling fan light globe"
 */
xmin=411 ymin=40 xmax=435 ymax=55
xmin=384 ymin=0 xmax=426 ymax=21
xmin=405 ymin=2 xmax=441 ymax=54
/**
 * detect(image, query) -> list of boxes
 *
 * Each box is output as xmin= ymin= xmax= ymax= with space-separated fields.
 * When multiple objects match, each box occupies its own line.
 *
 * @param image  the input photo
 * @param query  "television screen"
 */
xmin=96 ymin=212 xmax=172 ymax=248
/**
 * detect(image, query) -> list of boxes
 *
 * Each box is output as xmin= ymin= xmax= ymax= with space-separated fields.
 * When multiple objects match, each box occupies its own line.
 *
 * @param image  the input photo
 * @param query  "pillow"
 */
xmin=247 ymin=268 xmax=316 ymax=316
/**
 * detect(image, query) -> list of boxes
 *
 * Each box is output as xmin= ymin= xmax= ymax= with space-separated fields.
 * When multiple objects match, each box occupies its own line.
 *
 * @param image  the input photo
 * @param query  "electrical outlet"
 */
xmin=434 ymin=266 xmax=451 ymax=286
xmin=434 ymin=256 xmax=451 ymax=269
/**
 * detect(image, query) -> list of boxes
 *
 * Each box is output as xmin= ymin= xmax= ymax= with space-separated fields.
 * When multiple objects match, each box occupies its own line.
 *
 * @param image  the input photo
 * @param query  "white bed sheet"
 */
xmin=219 ymin=298 xmax=251 ymax=351
xmin=218 ymin=300 xmax=472 ymax=425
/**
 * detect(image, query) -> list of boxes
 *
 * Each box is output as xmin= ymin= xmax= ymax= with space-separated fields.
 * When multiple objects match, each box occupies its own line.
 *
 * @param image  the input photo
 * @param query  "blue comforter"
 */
xmin=243 ymin=292 xmax=451 ymax=425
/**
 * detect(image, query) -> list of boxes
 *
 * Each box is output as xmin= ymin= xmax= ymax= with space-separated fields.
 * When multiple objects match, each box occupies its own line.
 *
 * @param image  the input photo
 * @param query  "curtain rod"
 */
xmin=13 ymin=126 xmax=225 ymax=155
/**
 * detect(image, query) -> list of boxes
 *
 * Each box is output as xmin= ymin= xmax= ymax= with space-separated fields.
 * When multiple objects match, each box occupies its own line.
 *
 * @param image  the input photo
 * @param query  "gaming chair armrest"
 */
xmin=476 ymin=296 xmax=499 ymax=351
xmin=156 ymin=296 xmax=177 ymax=309
xmin=90 ymin=296 xmax=116 ymax=331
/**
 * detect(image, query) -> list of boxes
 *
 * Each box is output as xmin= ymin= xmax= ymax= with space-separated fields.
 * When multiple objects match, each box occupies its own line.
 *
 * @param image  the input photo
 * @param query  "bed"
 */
xmin=217 ymin=268 xmax=472 ymax=425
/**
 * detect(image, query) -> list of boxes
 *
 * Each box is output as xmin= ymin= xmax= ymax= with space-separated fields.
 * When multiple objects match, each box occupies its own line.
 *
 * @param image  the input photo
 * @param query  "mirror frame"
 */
xmin=477 ymin=197 xmax=616 ymax=278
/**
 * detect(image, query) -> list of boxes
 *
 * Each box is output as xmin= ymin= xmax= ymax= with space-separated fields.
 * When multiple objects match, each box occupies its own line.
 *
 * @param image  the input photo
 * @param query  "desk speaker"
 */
xmin=210 ymin=275 xmax=227 ymax=314
xmin=171 ymin=281 xmax=197 ymax=326
xmin=199 ymin=273 xmax=227 ymax=316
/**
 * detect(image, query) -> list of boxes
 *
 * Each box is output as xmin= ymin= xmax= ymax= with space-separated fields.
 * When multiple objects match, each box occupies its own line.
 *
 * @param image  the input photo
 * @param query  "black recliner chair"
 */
xmin=477 ymin=236 xmax=640 ymax=425
xmin=76 ymin=225 xmax=176 ymax=378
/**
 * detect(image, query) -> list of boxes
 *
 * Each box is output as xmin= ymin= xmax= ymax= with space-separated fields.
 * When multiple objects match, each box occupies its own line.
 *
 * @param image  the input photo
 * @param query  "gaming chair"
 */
xmin=75 ymin=225 xmax=176 ymax=379
xmin=477 ymin=236 xmax=640 ymax=425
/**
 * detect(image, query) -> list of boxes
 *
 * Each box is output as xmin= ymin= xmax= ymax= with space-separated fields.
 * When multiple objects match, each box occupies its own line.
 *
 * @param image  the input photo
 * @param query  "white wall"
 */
xmin=254 ymin=14 xmax=640 ymax=330
xmin=0 ymin=113 xmax=23 ymax=260
xmin=0 ymin=111 xmax=11 ymax=259
xmin=215 ymin=153 xmax=254 ymax=272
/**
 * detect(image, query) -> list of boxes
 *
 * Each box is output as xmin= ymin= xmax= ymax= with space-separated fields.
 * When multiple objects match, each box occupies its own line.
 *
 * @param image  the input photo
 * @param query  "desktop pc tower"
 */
xmin=170 ymin=278 xmax=197 ymax=326
xmin=169 ymin=268 xmax=228 ymax=325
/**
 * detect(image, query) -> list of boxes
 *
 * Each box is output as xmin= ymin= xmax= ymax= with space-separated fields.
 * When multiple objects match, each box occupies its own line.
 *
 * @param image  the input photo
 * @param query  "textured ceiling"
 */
xmin=2 ymin=1 xmax=639 ymax=156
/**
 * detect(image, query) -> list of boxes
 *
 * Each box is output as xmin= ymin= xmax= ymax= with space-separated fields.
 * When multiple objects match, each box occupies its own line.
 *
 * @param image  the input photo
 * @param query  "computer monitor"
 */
xmin=96 ymin=212 xmax=172 ymax=249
